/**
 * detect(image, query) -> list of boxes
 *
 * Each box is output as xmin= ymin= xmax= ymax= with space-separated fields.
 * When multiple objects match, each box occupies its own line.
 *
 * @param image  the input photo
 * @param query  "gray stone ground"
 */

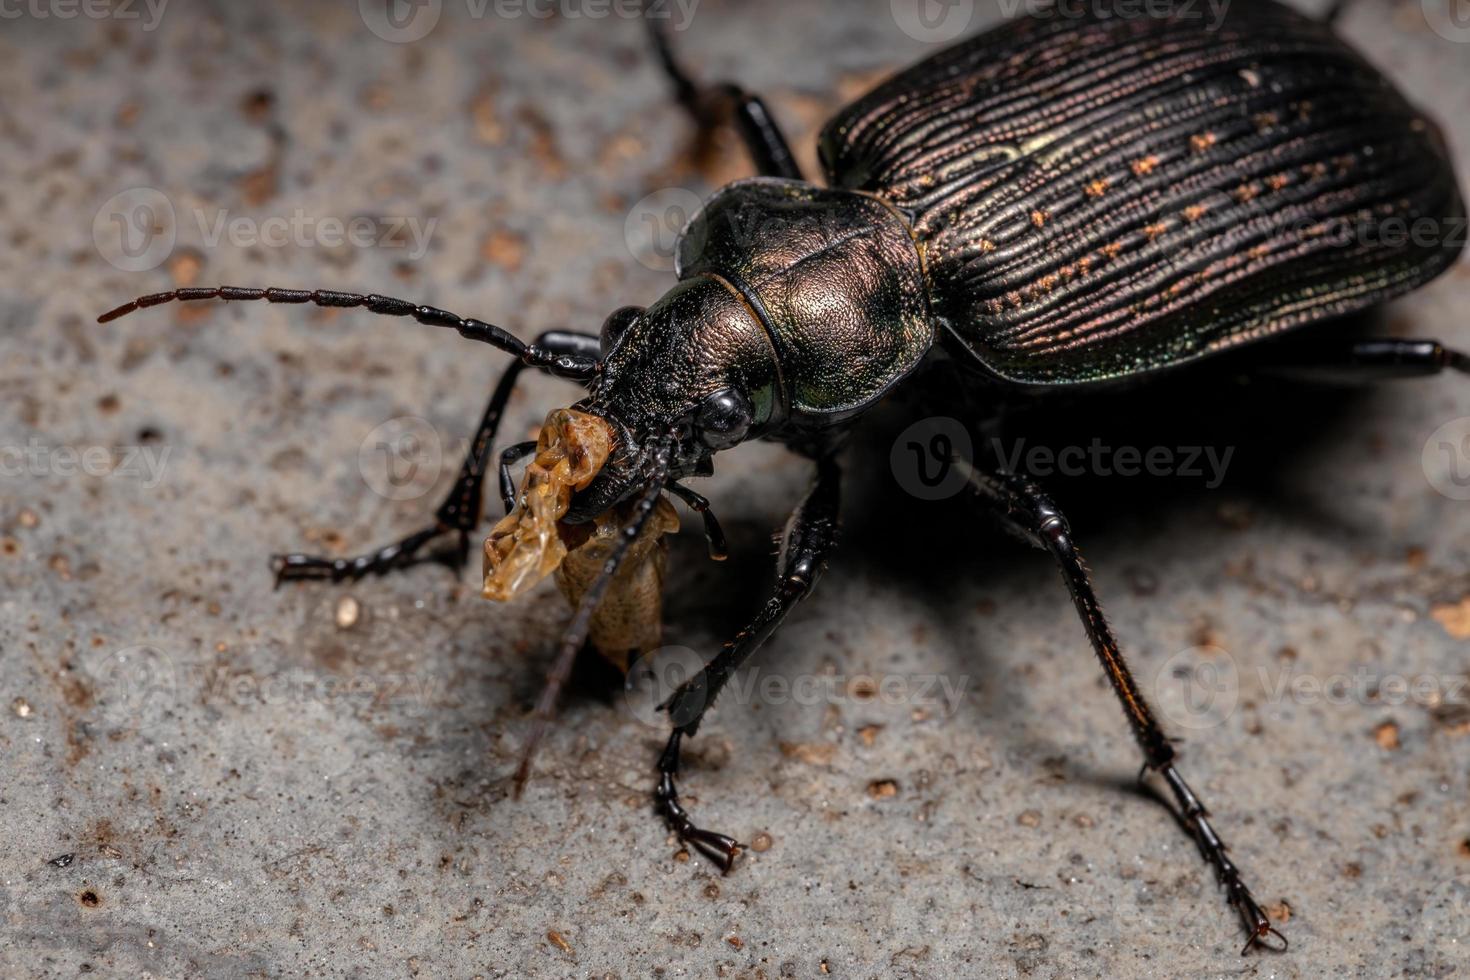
xmin=3 ymin=0 xmax=1470 ymax=976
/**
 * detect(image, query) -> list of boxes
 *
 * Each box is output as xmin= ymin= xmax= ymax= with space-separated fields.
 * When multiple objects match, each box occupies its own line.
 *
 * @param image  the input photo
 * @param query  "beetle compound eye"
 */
xmin=694 ymin=389 xmax=752 ymax=450
xmin=599 ymin=306 xmax=644 ymax=354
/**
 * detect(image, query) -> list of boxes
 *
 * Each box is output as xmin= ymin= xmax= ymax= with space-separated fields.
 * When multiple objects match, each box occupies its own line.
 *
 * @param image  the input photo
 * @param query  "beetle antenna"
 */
xmin=97 ymin=285 xmax=598 ymax=380
xmin=512 ymin=431 xmax=677 ymax=797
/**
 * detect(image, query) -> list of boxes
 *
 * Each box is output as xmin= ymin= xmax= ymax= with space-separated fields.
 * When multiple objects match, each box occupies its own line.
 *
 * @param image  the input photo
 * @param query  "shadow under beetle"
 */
xmin=100 ymin=0 xmax=1468 ymax=954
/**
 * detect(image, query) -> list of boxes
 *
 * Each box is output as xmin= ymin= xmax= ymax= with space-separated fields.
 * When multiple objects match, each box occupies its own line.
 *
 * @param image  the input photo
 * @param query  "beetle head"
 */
xmin=564 ymin=275 xmax=783 ymax=521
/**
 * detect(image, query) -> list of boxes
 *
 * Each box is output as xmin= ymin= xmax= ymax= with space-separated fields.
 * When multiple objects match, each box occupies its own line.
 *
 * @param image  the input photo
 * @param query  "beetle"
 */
xmin=98 ymin=0 xmax=1466 ymax=954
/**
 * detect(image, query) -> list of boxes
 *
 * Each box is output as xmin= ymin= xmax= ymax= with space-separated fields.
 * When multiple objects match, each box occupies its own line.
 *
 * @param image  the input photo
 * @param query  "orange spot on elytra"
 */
xmin=1190 ymin=132 xmax=1217 ymax=153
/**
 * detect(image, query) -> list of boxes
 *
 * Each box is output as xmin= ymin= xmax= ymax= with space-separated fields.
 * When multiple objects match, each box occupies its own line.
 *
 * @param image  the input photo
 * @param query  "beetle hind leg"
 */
xmin=1255 ymin=336 xmax=1469 ymax=384
xmin=964 ymin=465 xmax=1285 ymax=954
xmin=274 ymin=330 xmax=600 ymax=586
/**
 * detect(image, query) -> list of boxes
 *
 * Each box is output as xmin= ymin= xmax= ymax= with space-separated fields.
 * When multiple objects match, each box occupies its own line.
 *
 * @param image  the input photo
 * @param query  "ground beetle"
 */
xmin=100 ymin=0 xmax=1466 ymax=954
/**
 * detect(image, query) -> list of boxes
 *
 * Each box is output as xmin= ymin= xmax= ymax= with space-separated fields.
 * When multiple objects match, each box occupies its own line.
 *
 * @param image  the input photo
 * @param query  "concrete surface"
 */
xmin=2 ymin=0 xmax=1469 ymax=976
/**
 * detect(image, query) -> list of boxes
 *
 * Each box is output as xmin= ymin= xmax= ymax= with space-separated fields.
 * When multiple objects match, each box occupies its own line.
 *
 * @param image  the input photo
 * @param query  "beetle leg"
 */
xmin=1255 ymin=337 xmax=1469 ymax=384
xmin=643 ymin=5 xmax=801 ymax=180
xmin=655 ymin=457 xmax=841 ymax=869
xmin=273 ymin=330 xmax=600 ymax=586
xmin=963 ymin=464 xmax=1285 ymax=955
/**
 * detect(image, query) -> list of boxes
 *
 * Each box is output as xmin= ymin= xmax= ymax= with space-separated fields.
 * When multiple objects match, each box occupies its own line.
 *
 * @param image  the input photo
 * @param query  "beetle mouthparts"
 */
xmin=482 ymin=407 xmax=614 ymax=602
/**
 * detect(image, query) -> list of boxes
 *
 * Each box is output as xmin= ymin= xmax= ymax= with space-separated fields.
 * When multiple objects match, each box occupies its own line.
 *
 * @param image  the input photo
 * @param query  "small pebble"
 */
xmin=335 ymin=596 xmax=360 ymax=629
xmin=1374 ymin=720 xmax=1400 ymax=751
xmin=867 ymin=779 xmax=899 ymax=799
xmin=12 ymin=697 xmax=32 ymax=718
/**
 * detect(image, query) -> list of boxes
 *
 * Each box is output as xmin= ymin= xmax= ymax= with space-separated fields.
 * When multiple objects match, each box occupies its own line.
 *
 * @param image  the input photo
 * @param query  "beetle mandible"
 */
xmin=99 ymin=0 xmax=1466 ymax=954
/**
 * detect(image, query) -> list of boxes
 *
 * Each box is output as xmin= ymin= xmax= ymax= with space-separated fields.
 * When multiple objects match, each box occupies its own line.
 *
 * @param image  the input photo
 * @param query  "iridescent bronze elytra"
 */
xmin=98 ymin=0 xmax=1467 ymax=954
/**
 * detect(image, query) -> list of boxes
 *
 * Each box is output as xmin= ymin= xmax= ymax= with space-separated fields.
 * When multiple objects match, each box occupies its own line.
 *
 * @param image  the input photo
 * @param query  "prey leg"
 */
xmin=965 ymin=465 xmax=1285 ymax=954
xmin=644 ymin=8 xmax=801 ymax=179
xmin=274 ymin=330 xmax=600 ymax=585
xmin=655 ymin=458 xmax=841 ymax=869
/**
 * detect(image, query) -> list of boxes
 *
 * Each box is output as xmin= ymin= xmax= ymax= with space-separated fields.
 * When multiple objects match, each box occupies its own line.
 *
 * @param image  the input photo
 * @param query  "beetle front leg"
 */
xmin=964 ymin=465 xmax=1286 ymax=955
xmin=273 ymin=330 xmax=600 ymax=585
xmin=654 ymin=457 xmax=841 ymax=869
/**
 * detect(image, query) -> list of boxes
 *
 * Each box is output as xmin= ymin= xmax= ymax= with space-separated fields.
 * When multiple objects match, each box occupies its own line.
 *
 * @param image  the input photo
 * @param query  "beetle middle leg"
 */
xmin=273 ymin=330 xmax=601 ymax=585
xmin=643 ymin=5 xmax=801 ymax=179
xmin=963 ymin=465 xmax=1285 ymax=955
xmin=655 ymin=457 xmax=841 ymax=869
